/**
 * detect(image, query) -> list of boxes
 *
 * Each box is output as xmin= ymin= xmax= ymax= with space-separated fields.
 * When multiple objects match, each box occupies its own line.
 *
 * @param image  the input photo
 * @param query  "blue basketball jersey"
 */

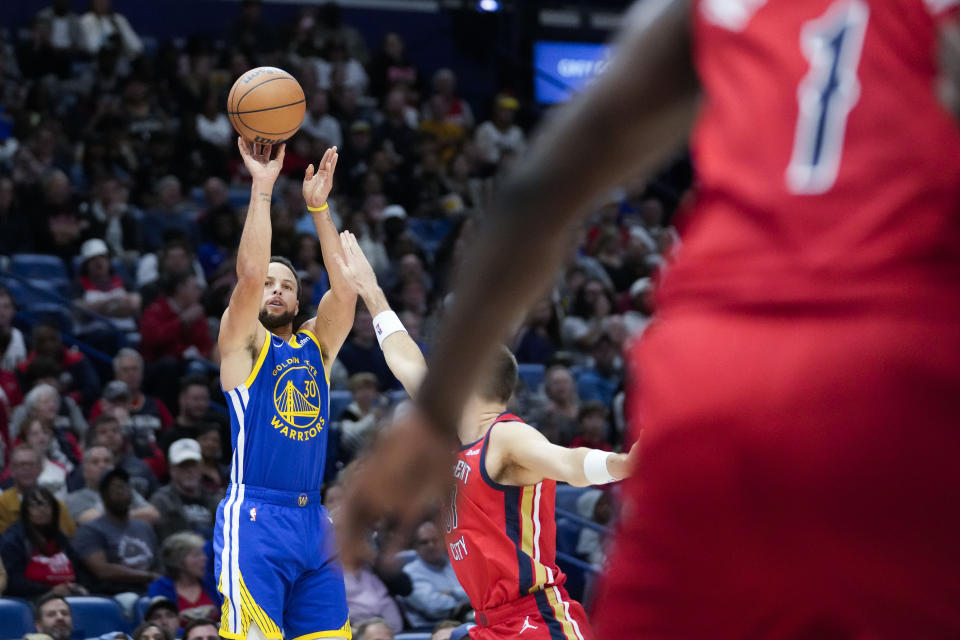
xmin=223 ymin=328 xmax=329 ymax=492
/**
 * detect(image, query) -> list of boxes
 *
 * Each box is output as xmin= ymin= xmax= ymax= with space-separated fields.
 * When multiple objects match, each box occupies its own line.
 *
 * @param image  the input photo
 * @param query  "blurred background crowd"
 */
xmin=0 ymin=0 xmax=690 ymax=638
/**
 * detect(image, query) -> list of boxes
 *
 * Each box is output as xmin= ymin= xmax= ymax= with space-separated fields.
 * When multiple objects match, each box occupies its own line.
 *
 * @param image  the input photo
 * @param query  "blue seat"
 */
xmin=555 ymin=484 xmax=589 ymax=515
xmin=407 ymin=218 xmax=454 ymax=255
xmin=388 ymin=389 xmax=409 ymax=405
xmin=395 ymin=634 xmax=432 ymax=640
xmin=0 ymin=598 xmax=34 ymax=640
xmin=516 ymin=363 xmax=546 ymax=393
xmin=22 ymin=302 xmax=74 ymax=334
xmin=555 ymin=516 xmax=582 ymax=556
xmin=11 ymin=253 xmax=70 ymax=281
xmin=133 ymin=596 xmax=151 ymax=624
xmin=329 ymin=390 xmax=353 ymax=421
xmin=65 ymin=596 xmax=131 ymax=638
xmin=556 ymin=551 xmax=588 ymax=603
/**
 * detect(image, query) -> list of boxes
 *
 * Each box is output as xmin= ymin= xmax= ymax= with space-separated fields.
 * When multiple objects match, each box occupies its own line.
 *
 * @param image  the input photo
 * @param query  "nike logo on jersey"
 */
xmin=465 ymin=449 xmax=480 ymax=456
xmin=520 ymin=616 xmax=538 ymax=633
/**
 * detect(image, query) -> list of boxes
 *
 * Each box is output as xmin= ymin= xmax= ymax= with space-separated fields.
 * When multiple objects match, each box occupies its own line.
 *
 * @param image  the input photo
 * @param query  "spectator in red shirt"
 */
xmin=568 ymin=401 xmax=613 ymax=452
xmin=0 ymin=486 xmax=88 ymax=598
xmin=17 ymin=323 xmax=102 ymax=410
xmin=75 ymin=238 xmax=141 ymax=333
xmin=140 ymin=271 xmax=212 ymax=363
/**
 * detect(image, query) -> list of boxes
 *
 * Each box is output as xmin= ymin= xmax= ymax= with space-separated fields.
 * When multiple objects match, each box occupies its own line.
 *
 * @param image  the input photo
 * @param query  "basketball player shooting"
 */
xmin=335 ymin=231 xmax=637 ymax=640
xmin=215 ymin=138 xmax=354 ymax=640
xmin=343 ymin=0 xmax=960 ymax=638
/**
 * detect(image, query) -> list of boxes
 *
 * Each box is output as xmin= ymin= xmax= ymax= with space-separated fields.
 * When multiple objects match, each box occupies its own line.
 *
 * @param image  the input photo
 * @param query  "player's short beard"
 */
xmin=259 ymin=307 xmax=296 ymax=330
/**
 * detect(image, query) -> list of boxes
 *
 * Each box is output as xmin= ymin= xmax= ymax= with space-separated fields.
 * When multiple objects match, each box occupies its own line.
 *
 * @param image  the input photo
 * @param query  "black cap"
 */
xmin=145 ymin=596 xmax=178 ymax=620
xmin=98 ymin=466 xmax=130 ymax=493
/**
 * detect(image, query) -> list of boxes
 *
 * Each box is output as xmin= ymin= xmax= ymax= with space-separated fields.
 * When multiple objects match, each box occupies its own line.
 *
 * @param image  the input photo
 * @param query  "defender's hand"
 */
xmin=238 ymin=137 xmax=285 ymax=184
xmin=334 ymin=231 xmax=379 ymax=297
xmin=303 ymin=145 xmax=339 ymax=209
xmin=607 ymin=439 xmax=640 ymax=481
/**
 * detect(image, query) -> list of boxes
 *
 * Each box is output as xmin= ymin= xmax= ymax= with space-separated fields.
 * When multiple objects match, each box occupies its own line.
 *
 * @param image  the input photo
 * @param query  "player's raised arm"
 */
xmin=419 ymin=0 xmax=697 ymax=432
xmin=487 ymin=420 xmax=637 ymax=488
xmin=301 ymin=147 xmax=357 ymax=368
xmin=219 ymin=138 xmax=286 ymax=391
xmin=335 ymin=231 xmax=427 ymax=396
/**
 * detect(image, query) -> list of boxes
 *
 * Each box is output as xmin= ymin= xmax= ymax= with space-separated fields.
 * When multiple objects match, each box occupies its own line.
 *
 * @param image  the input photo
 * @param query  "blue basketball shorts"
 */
xmin=214 ymin=484 xmax=351 ymax=639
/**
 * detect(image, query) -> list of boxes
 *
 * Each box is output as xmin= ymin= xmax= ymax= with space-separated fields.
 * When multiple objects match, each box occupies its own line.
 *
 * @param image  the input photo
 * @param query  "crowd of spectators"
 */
xmin=0 ymin=0 xmax=685 ymax=636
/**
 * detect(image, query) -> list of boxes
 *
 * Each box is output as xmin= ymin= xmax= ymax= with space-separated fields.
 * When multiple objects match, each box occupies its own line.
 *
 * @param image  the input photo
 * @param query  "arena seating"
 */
xmin=516 ymin=363 xmax=546 ymax=394
xmin=65 ymin=596 xmax=132 ymax=638
xmin=0 ymin=598 xmax=34 ymax=640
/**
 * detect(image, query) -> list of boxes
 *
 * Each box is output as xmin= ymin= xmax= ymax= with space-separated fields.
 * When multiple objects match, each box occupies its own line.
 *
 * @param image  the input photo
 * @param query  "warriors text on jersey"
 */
xmin=223 ymin=328 xmax=330 ymax=492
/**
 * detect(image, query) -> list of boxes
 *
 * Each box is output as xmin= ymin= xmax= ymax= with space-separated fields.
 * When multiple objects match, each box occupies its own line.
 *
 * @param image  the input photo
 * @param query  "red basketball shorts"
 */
xmin=470 ymin=586 xmax=595 ymax=640
xmin=593 ymin=308 xmax=960 ymax=639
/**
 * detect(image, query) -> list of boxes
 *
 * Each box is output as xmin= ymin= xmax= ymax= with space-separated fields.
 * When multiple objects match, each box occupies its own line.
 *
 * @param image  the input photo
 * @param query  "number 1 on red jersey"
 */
xmin=787 ymin=0 xmax=870 ymax=195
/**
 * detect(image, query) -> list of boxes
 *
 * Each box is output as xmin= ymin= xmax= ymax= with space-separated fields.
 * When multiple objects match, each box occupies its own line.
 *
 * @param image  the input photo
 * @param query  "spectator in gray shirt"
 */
xmin=401 ymin=521 xmax=471 ymax=628
xmin=66 ymin=445 xmax=159 ymax=525
xmin=149 ymin=439 xmax=221 ymax=540
xmin=73 ymin=467 xmax=160 ymax=594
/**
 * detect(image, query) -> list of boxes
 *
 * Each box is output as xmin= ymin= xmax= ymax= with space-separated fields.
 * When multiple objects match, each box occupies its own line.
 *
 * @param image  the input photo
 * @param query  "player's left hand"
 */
xmin=607 ymin=439 xmax=640 ymax=481
xmin=334 ymin=231 xmax=378 ymax=298
xmin=303 ymin=145 xmax=339 ymax=209
xmin=338 ymin=410 xmax=456 ymax=568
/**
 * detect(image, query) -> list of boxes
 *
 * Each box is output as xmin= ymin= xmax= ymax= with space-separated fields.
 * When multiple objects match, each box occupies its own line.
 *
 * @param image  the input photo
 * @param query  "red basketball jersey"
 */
xmin=445 ymin=413 xmax=567 ymax=613
xmin=660 ymin=0 xmax=960 ymax=315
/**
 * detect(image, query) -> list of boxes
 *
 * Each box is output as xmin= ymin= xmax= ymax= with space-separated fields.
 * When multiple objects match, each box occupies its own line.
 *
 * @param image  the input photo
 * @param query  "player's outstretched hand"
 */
xmin=338 ymin=410 xmax=456 ymax=567
xmin=303 ymin=146 xmax=339 ymax=209
xmin=238 ymin=137 xmax=285 ymax=184
xmin=607 ymin=439 xmax=640 ymax=481
xmin=334 ymin=231 xmax=378 ymax=297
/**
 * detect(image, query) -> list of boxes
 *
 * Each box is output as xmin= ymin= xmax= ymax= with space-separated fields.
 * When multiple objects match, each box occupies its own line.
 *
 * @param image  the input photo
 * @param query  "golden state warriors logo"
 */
xmin=270 ymin=358 xmax=325 ymax=443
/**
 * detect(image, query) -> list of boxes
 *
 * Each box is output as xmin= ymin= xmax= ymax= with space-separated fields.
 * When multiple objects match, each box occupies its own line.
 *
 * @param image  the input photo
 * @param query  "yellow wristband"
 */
xmin=307 ymin=203 xmax=329 ymax=213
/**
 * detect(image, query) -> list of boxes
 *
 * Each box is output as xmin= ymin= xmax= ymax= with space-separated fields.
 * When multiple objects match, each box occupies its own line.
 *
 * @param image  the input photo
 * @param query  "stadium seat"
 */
xmin=65 ymin=596 xmax=131 ymax=638
xmin=556 ymin=551 xmax=588 ymax=603
xmin=388 ymin=388 xmax=409 ymax=405
xmin=395 ymin=633 xmax=431 ymax=640
xmin=329 ymin=390 xmax=353 ymax=421
xmin=23 ymin=302 xmax=74 ymax=334
xmin=133 ymin=596 xmax=151 ymax=624
xmin=555 ymin=484 xmax=589 ymax=514
xmin=0 ymin=598 xmax=34 ymax=640
xmin=407 ymin=218 xmax=454 ymax=255
xmin=516 ymin=363 xmax=546 ymax=393
xmin=555 ymin=517 xmax=581 ymax=556
xmin=11 ymin=253 xmax=70 ymax=281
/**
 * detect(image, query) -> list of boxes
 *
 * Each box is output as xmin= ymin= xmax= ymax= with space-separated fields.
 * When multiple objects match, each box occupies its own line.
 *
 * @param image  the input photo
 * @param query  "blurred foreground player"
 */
xmin=215 ymin=139 xmax=354 ymax=640
xmin=344 ymin=0 xmax=960 ymax=637
xmin=336 ymin=232 xmax=637 ymax=639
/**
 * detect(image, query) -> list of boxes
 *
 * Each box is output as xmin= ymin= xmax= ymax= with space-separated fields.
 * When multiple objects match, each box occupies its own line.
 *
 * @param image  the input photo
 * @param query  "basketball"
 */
xmin=227 ymin=67 xmax=306 ymax=145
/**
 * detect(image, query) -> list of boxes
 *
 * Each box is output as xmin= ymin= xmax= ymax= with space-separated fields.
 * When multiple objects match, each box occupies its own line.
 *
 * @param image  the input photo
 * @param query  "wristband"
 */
xmin=583 ymin=449 xmax=615 ymax=485
xmin=372 ymin=310 xmax=406 ymax=347
xmin=307 ymin=202 xmax=329 ymax=212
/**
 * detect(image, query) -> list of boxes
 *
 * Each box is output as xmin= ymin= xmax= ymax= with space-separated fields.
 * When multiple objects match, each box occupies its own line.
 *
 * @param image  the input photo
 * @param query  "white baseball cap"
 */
xmin=168 ymin=438 xmax=202 ymax=466
xmin=80 ymin=238 xmax=110 ymax=262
